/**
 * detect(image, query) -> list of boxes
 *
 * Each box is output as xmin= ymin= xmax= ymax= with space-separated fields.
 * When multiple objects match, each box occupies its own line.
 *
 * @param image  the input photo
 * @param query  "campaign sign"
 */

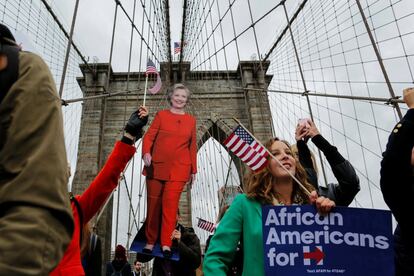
xmin=262 ymin=206 xmax=393 ymax=276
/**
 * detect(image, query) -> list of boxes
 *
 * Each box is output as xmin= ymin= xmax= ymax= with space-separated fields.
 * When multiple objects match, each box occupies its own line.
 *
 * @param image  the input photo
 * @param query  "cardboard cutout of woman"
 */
xmin=142 ymin=83 xmax=197 ymax=258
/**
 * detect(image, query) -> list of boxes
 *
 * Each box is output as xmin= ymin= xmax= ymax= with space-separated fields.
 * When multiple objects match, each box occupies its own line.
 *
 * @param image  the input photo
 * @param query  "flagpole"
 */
xmin=143 ymin=74 xmax=148 ymax=106
xmin=232 ymin=117 xmax=311 ymax=196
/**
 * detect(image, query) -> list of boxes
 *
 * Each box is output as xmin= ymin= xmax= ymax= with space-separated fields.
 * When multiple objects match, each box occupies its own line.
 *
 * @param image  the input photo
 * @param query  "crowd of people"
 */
xmin=1 ymin=22 xmax=413 ymax=276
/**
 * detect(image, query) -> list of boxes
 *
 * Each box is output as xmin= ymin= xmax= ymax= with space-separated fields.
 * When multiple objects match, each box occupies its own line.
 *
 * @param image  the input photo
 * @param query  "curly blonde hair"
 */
xmin=244 ymin=138 xmax=315 ymax=205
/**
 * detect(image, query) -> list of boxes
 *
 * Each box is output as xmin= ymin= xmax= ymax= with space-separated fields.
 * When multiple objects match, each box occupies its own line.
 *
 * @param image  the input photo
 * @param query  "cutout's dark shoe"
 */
xmin=142 ymin=248 xmax=153 ymax=254
xmin=162 ymin=249 xmax=172 ymax=258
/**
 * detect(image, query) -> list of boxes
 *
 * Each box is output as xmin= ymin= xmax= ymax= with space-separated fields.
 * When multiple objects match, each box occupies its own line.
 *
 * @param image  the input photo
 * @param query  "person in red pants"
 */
xmin=51 ymin=106 xmax=149 ymax=275
xmin=142 ymin=83 xmax=197 ymax=258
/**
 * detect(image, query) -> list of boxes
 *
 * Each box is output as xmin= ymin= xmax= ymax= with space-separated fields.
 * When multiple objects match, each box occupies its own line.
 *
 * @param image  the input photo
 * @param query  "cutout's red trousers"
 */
xmin=145 ymin=178 xmax=186 ymax=247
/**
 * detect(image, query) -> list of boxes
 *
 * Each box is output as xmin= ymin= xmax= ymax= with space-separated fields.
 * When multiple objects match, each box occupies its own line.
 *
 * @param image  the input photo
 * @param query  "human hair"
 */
xmin=244 ymin=138 xmax=315 ymax=205
xmin=167 ymin=83 xmax=191 ymax=106
xmin=134 ymin=260 xmax=141 ymax=265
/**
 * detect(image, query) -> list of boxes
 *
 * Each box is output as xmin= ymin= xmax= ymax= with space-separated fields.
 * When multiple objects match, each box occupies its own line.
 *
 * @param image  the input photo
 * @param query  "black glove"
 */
xmin=124 ymin=110 xmax=148 ymax=137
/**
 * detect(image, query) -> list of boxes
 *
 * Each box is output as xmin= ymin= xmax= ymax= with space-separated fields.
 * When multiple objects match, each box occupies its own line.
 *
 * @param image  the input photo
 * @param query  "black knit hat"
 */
xmin=0 ymin=23 xmax=16 ymax=45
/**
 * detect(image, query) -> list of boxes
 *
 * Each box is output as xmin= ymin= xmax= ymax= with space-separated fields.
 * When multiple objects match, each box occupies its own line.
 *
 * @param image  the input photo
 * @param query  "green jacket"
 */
xmin=203 ymin=194 xmax=265 ymax=276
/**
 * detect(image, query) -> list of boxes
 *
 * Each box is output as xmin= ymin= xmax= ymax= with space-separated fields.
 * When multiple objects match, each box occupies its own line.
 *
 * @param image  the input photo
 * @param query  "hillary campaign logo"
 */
xmin=262 ymin=206 xmax=393 ymax=275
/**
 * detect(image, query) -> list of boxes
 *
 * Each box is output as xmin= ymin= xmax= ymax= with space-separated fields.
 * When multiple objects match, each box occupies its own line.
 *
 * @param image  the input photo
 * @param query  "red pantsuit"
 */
xmin=142 ymin=110 xmax=197 ymax=247
xmin=146 ymin=179 xmax=186 ymax=246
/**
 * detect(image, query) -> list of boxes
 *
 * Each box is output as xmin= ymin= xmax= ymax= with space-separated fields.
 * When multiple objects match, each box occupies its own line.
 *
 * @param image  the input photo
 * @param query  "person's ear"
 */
xmin=411 ymin=147 xmax=414 ymax=167
xmin=0 ymin=54 xmax=8 ymax=71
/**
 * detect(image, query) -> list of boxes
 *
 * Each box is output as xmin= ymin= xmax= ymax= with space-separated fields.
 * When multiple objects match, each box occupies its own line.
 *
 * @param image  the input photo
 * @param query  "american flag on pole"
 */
xmin=197 ymin=218 xmax=216 ymax=233
xmin=174 ymin=42 xmax=181 ymax=54
xmin=146 ymin=59 xmax=158 ymax=75
xmin=146 ymin=59 xmax=162 ymax=94
xmin=223 ymin=125 xmax=269 ymax=172
xmin=148 ymin=75 xmax=162 ymax=94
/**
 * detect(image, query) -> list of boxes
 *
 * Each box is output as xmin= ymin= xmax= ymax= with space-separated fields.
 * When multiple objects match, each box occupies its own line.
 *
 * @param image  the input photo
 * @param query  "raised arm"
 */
xmin=77 ymin=107 xmax=148 ymax=222
xmin=295 ymin=122 xmax=318 ymax=189
xmin=306 ymin=121 xmax=360 ymax=206
xmin=312 ymin=134 xmax=360 ymax=206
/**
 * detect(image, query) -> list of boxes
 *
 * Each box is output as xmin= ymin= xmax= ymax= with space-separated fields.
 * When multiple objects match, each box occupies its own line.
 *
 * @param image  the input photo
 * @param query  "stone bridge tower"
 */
xmin=72 ymin=60 xmax=273 ymax=268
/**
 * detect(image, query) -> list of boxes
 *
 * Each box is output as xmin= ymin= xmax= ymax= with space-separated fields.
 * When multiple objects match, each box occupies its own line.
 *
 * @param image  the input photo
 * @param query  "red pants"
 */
xmin=145 ymin=178 xmax=186 ymax=247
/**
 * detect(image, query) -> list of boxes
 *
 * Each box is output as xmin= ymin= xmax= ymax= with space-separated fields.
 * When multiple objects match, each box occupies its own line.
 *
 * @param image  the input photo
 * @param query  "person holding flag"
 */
xmin=204 ymin=132 xmax=336 ymax=276
xmin=141 ymin=83 xmax=197 ymax=258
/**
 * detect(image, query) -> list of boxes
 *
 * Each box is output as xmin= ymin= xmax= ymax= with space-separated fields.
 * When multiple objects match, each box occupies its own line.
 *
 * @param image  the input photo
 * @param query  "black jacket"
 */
xmin=380 ymin=109 xmax=414 ymax=275
xmin=297 ymin=134 xmax=360 ymax=206
xmin=152 ymin=224 xmax=201 ymax=276
xmin=82 ymin=233 xmax=102 ymax=276
xmin=105 ymin=260 xmax=133 ymax=276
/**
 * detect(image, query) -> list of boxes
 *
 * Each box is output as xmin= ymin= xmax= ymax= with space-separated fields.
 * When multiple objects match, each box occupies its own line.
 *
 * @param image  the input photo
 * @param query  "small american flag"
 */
xmin=148 ymin=74 xmax=162 ymax=94
xmin=223 ymin=125 xmax=269 ymax=172
xmin=146 ymin=59 xmax=162 ymax=94
xmin=197 ymin=218 xmax=216 ymax=233
xmin=146 ymin=59 xmax=158 ymax=75
xmin=174 ymin=42 xmax=181 ymax=54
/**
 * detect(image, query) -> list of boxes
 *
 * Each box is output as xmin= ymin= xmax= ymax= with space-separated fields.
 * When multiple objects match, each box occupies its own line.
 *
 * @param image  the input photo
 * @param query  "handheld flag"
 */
xmin=146 ymin=59 xmax=158 ymax=75
xmin=223 ymin=125 xmax=269 ymax=172
xmin=197 ymin=218 xmax=216 ymax=233
xmin=145 ymin=59 xmax=162 ymax=95
xmin=148 ymin=75 xmax=161 ymax=94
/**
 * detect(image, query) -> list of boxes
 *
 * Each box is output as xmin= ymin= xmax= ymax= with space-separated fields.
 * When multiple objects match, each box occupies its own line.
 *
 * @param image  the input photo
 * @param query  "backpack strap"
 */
xmin=70 ymin=192 xmax=84 ymax=246
xmin=0 ymin=44 xmax=19 ymax=104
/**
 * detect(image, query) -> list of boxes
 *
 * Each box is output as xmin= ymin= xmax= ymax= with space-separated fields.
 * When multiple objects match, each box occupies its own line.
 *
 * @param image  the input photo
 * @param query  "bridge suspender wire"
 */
xmin=282 ymin=1 xmax=329 ymax=187
xmin=105 ymin=1 xmax=120 ymax=246
xmin=227 ymin=0 xmax=253 ymax=131
xmin=124 ymin=0 xmax=138 ymax=251
xmin=178 ymin=0 xmax=188 ymax=65
xmin=39 ymin=0 xmax=94 ymax=79
xmin=355 ymin=0 xmax=402 ymax=119
xmin=57 ymin=0 xmax=80 ymax=98
xmin=190 ymin=1 xmax=284 ymax=71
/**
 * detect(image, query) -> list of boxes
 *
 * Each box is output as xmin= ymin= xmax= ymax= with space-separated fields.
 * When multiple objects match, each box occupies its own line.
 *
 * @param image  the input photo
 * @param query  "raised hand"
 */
xmin=124 ymin=106 xmax=149 ymax=137
xmin=306 ymin=120 xmax=320 ymax=139
xmin=295 ymin=123 xmax=309 ymax=142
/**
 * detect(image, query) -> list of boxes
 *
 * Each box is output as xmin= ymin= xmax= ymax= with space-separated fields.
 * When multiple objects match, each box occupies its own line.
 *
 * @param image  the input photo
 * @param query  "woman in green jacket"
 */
xmin=203 ymin=138 xmax=336 ymax=276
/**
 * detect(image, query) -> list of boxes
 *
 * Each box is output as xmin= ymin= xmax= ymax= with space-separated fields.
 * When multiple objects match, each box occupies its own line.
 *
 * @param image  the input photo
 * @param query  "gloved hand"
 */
xmin=124 ymin=106 xmax=149 ymax=137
